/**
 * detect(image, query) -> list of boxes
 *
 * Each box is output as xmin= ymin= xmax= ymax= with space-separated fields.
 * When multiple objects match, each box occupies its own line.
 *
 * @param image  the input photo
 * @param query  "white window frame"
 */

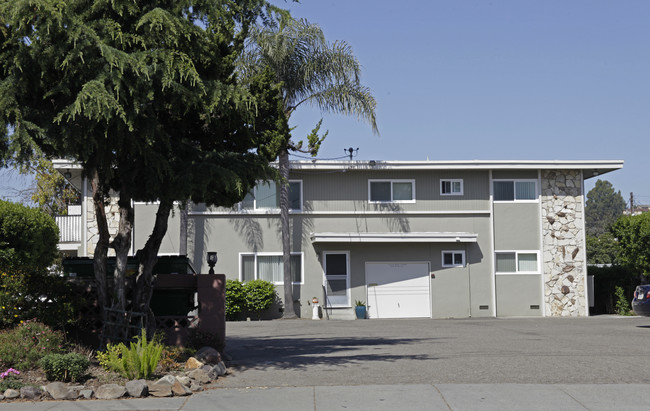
xmin=368 ymin=179 xmax=416 ymax=204
xmin=239 ymin=252 xmax=304 ymax=285
xmin=495 ymin=250 xmax=540 ymax=274
xmin=238 ymin=180 xmax=303 ymax=212
xmin=492 ymin=179 xmax=538 ymax=203
xmin=440 ymin=179 xmax=464 ymax=196
xmin=441 ymin=250 xmax=466 ymax=267
xmin=323 ymin=251 xmax=351 ymax=307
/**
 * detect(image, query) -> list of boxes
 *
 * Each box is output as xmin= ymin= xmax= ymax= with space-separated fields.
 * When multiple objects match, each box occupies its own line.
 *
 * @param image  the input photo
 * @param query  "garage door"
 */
xmin=366 ymin=262 xmax=431 ymax=318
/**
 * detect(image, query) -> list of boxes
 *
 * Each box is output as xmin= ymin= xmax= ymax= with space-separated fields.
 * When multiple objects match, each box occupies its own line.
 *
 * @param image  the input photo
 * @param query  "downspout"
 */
xmin=538 ymin=169 xmax=546 ymax=317
xmin=82 ymin=175 xmax=88 ymax=257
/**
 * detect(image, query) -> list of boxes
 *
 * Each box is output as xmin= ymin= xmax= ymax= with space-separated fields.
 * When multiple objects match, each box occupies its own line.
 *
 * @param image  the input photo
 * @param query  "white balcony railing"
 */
xmin=56 ymin=215 xmax=81 ymax=243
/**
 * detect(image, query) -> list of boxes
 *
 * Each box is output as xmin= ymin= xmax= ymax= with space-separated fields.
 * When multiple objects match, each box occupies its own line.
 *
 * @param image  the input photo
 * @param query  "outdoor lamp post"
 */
xmin=207 ymin=252 xmax=218 ymax=274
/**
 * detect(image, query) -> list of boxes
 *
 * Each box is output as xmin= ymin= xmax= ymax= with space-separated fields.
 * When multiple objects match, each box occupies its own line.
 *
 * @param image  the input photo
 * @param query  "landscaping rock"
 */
xmin=189 ymin=382 xmax=203 ymax=392
xmin=187 ymin=368 xmax=211 ymax=384
xmin=172 ymin=379 xmax=192 ymax=396
xmin=80 ymin=389 xmax=93 ymax=399
xmin=125 ymin=380 xmax=148 ymax=398
xmin=20 ymin=385 xmax=43 ymax=399
xmin=4 ymin=389 xmax=19 ymax=399
xmin=185 ymin=357 xmax=204 ymax=369
xmin=45 ymin=382 xmax=79 ymax=400
xmin=147 ymin=381 xmax=173 ymax=398
xmin=95 ymin=384 xmax=127 ymax=400
xmin=195 ymin=346 xmax=221 ymax=364
xmin=0 ymin=394 xmax=4 ymax=400
xmin=177 ymin=376 xmax=191 ymax=387
xmin=156 ymin=375 xmax=177 ymax=385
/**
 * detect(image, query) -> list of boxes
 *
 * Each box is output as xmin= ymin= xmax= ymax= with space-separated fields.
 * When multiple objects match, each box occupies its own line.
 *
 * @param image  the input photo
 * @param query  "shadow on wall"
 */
xmin=225 ymin=335 xmax=439 ymax=370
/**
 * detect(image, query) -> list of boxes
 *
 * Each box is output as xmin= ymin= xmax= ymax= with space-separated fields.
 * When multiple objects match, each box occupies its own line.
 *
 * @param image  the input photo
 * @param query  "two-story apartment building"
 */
xmin=55 ymin=159 xmax=623 ymax=319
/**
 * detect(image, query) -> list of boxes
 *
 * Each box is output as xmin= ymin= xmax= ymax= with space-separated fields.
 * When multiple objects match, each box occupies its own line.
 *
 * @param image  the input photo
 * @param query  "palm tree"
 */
xmin=240 ymin=17 xmax=378 ymax=318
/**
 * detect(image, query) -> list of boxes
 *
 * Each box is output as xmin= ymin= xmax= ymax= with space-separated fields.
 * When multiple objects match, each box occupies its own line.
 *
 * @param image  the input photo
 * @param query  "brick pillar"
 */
xmin=197 ymin=274 xmax=226 ymax=352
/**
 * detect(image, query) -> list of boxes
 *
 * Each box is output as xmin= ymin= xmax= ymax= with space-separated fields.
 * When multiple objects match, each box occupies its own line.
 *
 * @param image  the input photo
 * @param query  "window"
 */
xmin=495 ymin=252 xmax=539 ymax=273
xmin=441 ymin=179 xmax=463 ymax=196
xmin=369 ymin=180 xmax=415 ymax=203
xmin=240 ymin=180 xmax=302 ymax=211
xmin=323 ymin=252 xmax=350 ymax=307
xmin=442 ymin=251 xmax=465 ymax=267
xmin=240 ymin=253 xmax=302 ymax=284
xmin=493 ymin=180 xmax=537 ymax=201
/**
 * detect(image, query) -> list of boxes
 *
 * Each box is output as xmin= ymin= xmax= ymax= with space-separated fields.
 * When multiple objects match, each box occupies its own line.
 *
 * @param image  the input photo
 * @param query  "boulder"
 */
xmin=147 ymin=379 xmax=173 ymax=398
xmin=189 ymin=382 xmax=203 ymax=392
xmin=20 ymin=385 xmax=43 ymax=399
xmin=125 ymin=380 xmax=148 ymax=398
xmin=95 ymin=384 xmax=127 ymax=400
xmin=80 ymin=389 xmax=94 ymax=399
xmin=172 ymin=379 xmax=192 ymax=396
xmin=45 ymin=382 xmax=79 ymax=400
xmin=176 ymin=376 xmax=191 ymax=387
xmin=185 ymin=357 xmax=204 ymax=370
xmin=194 ymin=346 xmax=221 ymax=364
xmin=4 ymin=389 xmax=19 ymax=399
xmin=187 ymin=368 xmax=211 ymax=384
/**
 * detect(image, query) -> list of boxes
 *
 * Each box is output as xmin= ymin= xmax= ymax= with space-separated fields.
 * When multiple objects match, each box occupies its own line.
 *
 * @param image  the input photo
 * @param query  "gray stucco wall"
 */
xmin=493 ymin=203 xmax=540 ymax=250
xmin=495 ymin=274 xmax=543 ymax=316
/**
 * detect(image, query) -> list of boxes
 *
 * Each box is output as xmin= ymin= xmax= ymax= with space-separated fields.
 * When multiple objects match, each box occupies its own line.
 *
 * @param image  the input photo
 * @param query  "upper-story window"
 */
xmin=493 ymin=180 xmax=537 ymax=202
xmin=368 ymin=180 xmax=415 ymax=203
xmin=441 ymin=179 xmax=463 ymax=196
xmin=240 ymin=180 xmax=302 ymax=211
xmin=442 ymin=250 xmax=465 ymax=267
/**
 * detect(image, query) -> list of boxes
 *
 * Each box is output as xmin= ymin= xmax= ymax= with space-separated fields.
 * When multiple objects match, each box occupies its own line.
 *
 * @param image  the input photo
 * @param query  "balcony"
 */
xmin=56 ymin=215 xmax=81 ymax=243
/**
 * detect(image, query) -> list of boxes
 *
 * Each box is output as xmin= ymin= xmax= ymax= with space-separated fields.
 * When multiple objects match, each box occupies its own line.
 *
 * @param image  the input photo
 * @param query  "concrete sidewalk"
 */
xmin=1 ymin=384 xmax=649 ymax=410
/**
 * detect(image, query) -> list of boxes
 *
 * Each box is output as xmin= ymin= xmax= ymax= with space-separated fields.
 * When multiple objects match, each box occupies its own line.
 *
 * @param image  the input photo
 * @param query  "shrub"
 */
xmin=0 ymin=200 xmax=59 ymax=271
xmin=244 ymin=279 xmax=275 ymax=320
xmin=615 ymin=286 xmax=633 ymax=316
xmin=0 ymin=320 xmax=65 ymax=370
xmin=39 ymin=353 xmax=89 ymax=382
xmin=97 ymin=329 xmax=163 ymax=380
xmin=225 ymin=279 xmax=246 ymax=320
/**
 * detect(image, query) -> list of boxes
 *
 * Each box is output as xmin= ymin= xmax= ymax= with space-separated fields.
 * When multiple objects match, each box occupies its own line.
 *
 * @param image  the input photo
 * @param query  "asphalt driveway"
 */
xmin=219 ymin=316 xmax=650 ymax=388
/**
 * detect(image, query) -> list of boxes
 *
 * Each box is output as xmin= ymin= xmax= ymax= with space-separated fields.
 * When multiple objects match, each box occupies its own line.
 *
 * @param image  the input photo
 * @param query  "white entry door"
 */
xmin=366 ymin=262 xmax=431 ymax=318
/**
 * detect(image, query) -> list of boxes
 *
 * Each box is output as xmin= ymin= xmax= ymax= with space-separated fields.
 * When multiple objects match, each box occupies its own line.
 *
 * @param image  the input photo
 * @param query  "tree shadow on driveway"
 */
xmin=224 ymin=335 xmax=441 ymax=371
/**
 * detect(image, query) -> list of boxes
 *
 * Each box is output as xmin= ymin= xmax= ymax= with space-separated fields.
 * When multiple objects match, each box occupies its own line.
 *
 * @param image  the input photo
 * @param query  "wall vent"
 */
xmin=479 ymin=305 xmax=489 ymax=310
xmin=530 ymin=305 xmax=540 ymax=310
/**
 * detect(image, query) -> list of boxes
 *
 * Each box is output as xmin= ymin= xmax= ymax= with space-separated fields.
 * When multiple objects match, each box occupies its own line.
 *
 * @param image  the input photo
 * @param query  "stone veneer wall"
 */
xmin=85 ymin=192 xmax=121 ymax=257
xmin=541 ymin=170 xmax=587 ymax=316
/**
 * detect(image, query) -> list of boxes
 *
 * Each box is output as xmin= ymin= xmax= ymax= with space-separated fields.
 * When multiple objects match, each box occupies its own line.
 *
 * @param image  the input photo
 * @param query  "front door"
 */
xmin=323 ymin=252 xmax=350 ymax=307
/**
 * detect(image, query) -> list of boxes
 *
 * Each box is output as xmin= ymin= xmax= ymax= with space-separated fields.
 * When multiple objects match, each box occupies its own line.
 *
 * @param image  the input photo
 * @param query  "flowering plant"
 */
xmin=0 ymin=368 xmax=20 ymax=379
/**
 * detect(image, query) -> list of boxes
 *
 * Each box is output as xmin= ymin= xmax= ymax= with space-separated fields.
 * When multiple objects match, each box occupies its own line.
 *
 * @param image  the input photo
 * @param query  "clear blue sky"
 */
xmin=286 ymin=0 xmax=649 ymax=205
xmin=1 ymin=0 xmax=647 ymax=205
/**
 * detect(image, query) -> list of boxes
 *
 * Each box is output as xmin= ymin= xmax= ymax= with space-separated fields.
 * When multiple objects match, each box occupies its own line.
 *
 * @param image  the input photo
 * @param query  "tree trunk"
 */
xmin=134 ymin=198 xmax=173 ymax=336
xmin=89 ymin=166 xmax=110 ymax=318
xmin=279 ymin=150 xmax=297 ymax=318
xmin=111 ymin=189 xmax=134 ymax=313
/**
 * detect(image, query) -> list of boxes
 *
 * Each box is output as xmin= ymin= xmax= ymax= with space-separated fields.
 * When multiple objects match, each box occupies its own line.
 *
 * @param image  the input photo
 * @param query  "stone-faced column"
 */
xmin=541 ymin=170 xmax=587 ymax=316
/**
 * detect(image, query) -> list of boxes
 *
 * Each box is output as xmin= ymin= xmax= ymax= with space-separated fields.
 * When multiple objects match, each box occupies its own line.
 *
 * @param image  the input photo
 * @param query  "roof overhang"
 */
xmin=310 ymin=232 xmax=478 ymax=243
xmin=288 ymin=159 xmax=623 ymax=179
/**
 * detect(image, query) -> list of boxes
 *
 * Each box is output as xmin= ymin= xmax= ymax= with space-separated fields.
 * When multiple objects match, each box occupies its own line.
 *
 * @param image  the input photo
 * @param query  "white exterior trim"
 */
xmin=238 ymin=251 xmax=304 ymax=285
xmin=311 ymin=232 xmax=478 ymax=243
xmin=440 ymin=179 xmax=464 ymax=196
xmin=441 ymin=250 xmax=466 ymax=267
xmin=495 ymin=250 xmax=541 ymax=274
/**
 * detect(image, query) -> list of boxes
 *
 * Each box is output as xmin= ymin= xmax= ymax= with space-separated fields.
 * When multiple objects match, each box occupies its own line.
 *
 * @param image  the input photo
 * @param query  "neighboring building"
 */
xmin=54 ymin=159 xmax=623 ymax=319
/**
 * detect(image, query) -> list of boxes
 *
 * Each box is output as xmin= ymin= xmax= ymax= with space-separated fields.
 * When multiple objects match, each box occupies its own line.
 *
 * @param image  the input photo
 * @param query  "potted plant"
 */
xmin=354 ymin=300 xmax=367 ymax=319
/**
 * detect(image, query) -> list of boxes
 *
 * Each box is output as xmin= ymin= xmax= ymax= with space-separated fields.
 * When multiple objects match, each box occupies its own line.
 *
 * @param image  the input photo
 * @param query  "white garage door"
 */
xmin=366 ymin=262 xmax=431 ymax=318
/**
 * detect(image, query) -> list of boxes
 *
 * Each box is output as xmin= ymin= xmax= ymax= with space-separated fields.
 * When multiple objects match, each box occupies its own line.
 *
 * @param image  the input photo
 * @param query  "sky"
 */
xmin=1 ymin=0 xmax=648 ymax=205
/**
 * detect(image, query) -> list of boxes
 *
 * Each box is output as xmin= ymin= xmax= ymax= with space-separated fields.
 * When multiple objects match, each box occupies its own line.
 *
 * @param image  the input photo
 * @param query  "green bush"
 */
xmin=0 ymin=266 xmax=79 ymax=329
xmin=0 ymin=200 xmax=59 ymax=271
xmin=614 ymin=286 xmax=633 ymax=316
xmin=39 ymin=353 xmax=89 ymax=382
xmin=244 ymin=279 xmax=275 ymax=320
xmin=225 ymin=279 xmax=246 ymax=320
xmin=0 ymin=320 xmax=65 ymax=370
xmin=97 ymin=329 xmax=163 ymax=380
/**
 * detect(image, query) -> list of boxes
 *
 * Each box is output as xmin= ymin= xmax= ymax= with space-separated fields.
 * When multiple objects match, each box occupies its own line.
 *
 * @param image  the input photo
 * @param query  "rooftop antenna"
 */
xmin=345 ymin=147 xmax=359 ymax=160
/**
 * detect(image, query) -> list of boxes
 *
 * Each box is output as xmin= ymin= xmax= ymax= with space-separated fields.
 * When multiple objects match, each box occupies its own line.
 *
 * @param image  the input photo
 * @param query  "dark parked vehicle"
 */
xmin=632 ymin=285 xmax=650 ymax=316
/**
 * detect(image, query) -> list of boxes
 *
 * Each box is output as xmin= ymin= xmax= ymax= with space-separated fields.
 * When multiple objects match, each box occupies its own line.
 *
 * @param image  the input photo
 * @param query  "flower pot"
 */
xmin=355 ymin=305 xmax=366 ymax=319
